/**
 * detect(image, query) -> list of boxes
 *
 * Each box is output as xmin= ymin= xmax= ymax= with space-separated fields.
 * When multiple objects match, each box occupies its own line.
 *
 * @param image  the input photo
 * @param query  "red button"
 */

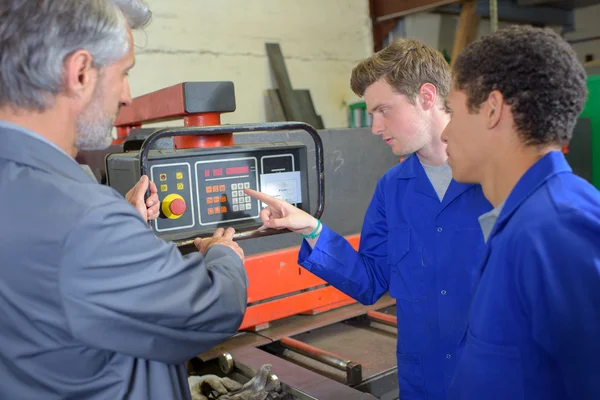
xmin=169 ymin=198 xmax=186 ymax=216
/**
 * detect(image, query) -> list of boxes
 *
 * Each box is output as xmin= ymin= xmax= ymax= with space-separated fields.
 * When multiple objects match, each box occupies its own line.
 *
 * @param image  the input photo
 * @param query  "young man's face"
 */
xmin=442 ymin=85 xmax=491 ymax=183
xmin=76 ymin=27 xmax=135 ymax=151
xmin=364 ymin=80 xmax=430 ymax=157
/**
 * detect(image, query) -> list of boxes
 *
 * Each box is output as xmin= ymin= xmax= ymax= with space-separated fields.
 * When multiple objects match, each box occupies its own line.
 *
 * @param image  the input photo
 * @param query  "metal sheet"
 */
xmin=199 ymin=295 xmax=396 ymax=361
xmin=289 ymin=321 xmax=398 ymax=380
xmin=254 ymin=295 xmax=396 ymax=343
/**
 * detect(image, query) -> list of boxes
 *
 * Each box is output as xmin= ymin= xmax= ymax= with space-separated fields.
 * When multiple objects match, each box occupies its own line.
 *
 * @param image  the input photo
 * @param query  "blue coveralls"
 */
xmin=448 ymin=151 xmax=600 ymax=399
xmin=299 ymin=154 xmax=492 ymax=399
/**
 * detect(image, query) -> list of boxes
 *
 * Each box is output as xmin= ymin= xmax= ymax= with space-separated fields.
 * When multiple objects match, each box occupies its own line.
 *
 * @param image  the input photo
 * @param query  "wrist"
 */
xmin=296 ymin=218 xmax=319 ymax=235
xmin=300 ymin=219 xmax=322 ymax=239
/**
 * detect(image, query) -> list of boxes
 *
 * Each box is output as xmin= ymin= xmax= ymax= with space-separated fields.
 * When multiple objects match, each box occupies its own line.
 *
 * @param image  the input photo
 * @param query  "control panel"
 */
xmin=195 ymin=157 xmax=259 ymax=226
xmin=106 ymin=143 xmax=309 ymax=242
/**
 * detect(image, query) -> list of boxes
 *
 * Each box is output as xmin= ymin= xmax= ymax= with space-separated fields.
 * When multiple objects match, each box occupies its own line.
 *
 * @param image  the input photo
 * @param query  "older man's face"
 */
xmin=76 ymin=28 xmax=135 ymax=151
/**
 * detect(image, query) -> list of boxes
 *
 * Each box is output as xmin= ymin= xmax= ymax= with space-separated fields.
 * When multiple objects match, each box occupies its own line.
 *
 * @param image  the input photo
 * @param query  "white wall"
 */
xmin=128 ymin=0 xmax=373 ymax=128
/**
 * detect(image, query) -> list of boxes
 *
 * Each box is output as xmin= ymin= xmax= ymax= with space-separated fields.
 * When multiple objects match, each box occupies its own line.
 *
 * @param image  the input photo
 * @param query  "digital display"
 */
xmin=226 ymin=166 xmax=249 ymax=175
xmin=213 ymin=168 xmax=223 ymax=176
xmin=260 ymin=171 xmax=302 ymax=204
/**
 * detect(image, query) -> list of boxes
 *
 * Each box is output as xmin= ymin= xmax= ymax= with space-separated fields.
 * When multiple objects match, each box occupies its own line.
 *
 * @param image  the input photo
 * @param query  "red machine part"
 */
xmin=240 ymin=235 xmax=360 ymax=330
xmin=113 ymin=83 xmax=232 ymax=148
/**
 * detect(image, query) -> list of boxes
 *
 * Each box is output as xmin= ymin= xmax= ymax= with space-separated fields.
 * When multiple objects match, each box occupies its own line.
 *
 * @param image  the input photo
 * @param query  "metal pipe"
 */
xmin=490 ymin=0 xmax=498 ymax=32
xmin=280 ymin=337 xmax=349 ymax=371
xmin=367 ymin=311 xmax=398 ymax=327
xmin=567 ymin=36 xmax=600 ymax=45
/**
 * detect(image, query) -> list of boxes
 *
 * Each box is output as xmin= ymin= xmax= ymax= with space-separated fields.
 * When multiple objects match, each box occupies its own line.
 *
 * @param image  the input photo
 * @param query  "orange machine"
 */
xmin=110 ymin=81 xmax=358 ymax=332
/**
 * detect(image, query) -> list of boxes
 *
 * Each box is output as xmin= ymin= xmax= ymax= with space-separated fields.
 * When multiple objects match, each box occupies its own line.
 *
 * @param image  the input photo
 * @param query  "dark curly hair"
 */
xmin=453 ymin=25 xmax=588 ymax=147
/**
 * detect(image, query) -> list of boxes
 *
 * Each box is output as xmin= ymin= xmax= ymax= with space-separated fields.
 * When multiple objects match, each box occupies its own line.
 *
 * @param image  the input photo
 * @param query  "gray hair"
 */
xmin=0 ymin=0 xmax=151 ymax=111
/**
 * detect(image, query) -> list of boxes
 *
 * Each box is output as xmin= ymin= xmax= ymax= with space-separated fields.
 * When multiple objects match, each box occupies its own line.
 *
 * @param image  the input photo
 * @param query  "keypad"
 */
xmin=202 ymin=180 xmax=254 ymax=214
xmin=230 ymin=181 xmax=253 ymax=211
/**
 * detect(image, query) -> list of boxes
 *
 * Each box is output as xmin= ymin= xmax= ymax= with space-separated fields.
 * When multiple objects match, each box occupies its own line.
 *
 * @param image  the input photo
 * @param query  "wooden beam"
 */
xmin=370 ymin=0 xmax=395 ymax=52
xmin=451 ymin=0 xmax=480 ymax=67
xmin=372 ymin=18 xmax=399 ymax=52
xmin=373 ymin=0 xmax=460 ymax=22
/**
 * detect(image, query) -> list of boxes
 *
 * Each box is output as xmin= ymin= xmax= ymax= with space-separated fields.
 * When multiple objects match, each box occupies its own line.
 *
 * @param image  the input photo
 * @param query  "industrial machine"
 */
xmin=105 ymin=82 xmax=321 ymax=244
xmin=78 ymin=81 xmax=401 ymax=399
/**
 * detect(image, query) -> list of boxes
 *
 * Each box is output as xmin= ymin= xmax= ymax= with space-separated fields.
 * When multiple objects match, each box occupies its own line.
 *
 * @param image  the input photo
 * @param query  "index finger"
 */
xmin=244 ymin=188 xmax=280 ymax=207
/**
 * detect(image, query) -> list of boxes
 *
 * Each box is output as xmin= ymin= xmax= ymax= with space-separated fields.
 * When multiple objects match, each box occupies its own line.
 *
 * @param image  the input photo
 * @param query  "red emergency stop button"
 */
xmin=169 ymin=198 xmax=186 ymax=216
xmin=161 ymin=194 xmax=186 ymax=219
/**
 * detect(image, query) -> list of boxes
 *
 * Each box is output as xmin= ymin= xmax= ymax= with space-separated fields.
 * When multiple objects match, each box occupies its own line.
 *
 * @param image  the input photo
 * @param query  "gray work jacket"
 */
xmin=0 ymin=122 xmax=247 ymax=399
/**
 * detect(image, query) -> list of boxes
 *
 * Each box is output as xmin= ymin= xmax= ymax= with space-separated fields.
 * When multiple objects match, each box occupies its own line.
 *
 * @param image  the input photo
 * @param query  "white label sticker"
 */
xmin=260 ymin=171 xmax=302 ymax=204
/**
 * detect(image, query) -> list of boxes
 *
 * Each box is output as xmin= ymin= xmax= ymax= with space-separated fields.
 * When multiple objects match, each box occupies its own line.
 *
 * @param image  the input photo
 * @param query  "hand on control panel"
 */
xmin=125 ymin=175 xmax=160 ymax=221
xmin=194 ymin=227 xmax=244 ymax=262
xmin=244 ymin=188 xmax=321 ymax=239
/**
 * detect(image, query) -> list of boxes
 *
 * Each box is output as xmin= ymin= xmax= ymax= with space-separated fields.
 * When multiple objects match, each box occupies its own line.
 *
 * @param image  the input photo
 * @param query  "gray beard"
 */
xmin=75 ymin=104 xmax=115 ymax=151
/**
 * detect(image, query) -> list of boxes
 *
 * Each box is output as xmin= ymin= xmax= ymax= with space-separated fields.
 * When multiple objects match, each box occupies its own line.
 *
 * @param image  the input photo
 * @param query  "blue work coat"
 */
xmin=299 ymin=154 xmax=492 ymax=399
xmin=448 ymin=151 xmax=600 ymax=399
xmin=0 ymin=122 xmax=248 ymax=400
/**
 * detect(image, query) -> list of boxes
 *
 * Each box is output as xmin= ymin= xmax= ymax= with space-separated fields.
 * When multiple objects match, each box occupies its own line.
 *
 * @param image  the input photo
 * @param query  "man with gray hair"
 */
xmin=0 ymin=1 xmax=248 ymax=399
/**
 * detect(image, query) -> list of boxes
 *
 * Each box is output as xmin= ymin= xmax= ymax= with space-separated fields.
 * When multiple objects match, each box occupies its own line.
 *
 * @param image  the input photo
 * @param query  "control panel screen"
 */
xmin=260 ymin=171 xmax=302 ymax=205
xmin=195 ymin=157 xmax=260 ymax=226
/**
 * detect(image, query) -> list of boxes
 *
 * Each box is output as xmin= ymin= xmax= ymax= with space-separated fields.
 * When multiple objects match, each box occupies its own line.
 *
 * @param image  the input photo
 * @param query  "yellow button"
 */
xmin=159 ymin=174 xmax=167 ymax=181
xmin=176 ymin=172 xmax=183 ymax=180
xmin=161 ymin=193 xmax=186 ymax=219
xmin=160 ymin=184 xmax=168 ymax=192
xmin=177 ymin=182 xmax=184 ymax=190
